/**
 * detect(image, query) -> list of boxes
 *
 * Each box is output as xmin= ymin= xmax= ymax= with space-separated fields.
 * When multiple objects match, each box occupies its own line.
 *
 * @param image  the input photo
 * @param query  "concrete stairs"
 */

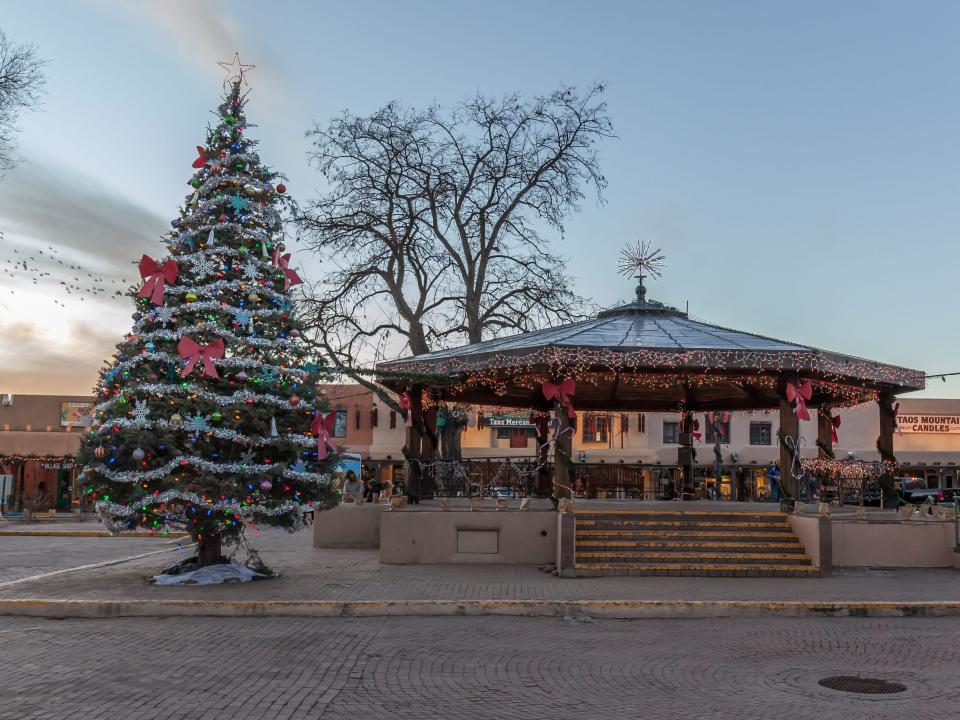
xmin=573 ymin=509 xmax=819 ymax=577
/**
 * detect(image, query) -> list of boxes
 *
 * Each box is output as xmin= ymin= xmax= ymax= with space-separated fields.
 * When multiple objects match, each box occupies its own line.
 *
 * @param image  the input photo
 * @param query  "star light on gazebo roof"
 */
xmin=618 ymin=239 xmax=665 ymax=283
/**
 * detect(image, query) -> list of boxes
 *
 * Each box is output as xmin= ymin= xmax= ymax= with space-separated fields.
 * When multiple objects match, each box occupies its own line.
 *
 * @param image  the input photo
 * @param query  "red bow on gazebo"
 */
xmin=178 ymin=336 xmax=224 ymax=379
xmin=707 ymin=411 xmax=729 ymax=440
xmin=786 ymin=380 xmax=813 ymax=422
xmin=398 ymin=392 xmax=414 ymax=427
xmin=829 ymin=414 xmax=842 ymax=444
xmin=680 ymin=418 xmax=703 ymax=440
xmin=138 ymin=255 xmax=179 ymax=306
xmin=542 ymin=378 xmax=576 ymax=419
xmin=271 ymin=248 xmax=302 ymax=291
xmin=311 ymin=411 xmax=337 ymax=460
xmin=192 ymin=146 xmax=207 ymax=169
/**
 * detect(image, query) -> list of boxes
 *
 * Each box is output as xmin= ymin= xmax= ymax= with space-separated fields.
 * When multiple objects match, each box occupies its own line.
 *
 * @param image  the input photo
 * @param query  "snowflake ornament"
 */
xmin=131 ymin=399 xmax=150 ymax=427
xmin=154 ymin=306 xmax=176 ymax=326
xmin=184 ymin=413 xmax=211 ymax=439
xmin=239 ymin=448 xmax=256 ymax=466
xmin=228 ymin=194 xmax=249 ymax=211
xmin=258 ymin=366 xmax=280 ymax=385
xmin=192 ymin=256 xmax=217 ymax=279
xmin=243 ymin=261 xmax=260 ymax=282
xmin=290 ymin=459 xmax=307 ymax=474
xmin=232 ymin=307 xmax=254 ymax=326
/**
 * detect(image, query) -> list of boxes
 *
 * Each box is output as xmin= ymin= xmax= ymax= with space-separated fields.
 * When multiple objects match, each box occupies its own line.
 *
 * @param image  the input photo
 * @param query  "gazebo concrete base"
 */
xmin=379 ymin=504 xmax=557 ymax=565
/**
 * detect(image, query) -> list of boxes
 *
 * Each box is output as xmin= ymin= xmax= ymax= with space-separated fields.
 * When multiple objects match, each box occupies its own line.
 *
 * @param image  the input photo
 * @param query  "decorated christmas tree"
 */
xmin=77 ymin=58 xmax=337 ymax=567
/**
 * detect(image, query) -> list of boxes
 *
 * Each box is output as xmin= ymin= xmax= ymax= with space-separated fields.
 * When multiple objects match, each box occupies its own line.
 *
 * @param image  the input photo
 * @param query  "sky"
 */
xmin=0 ymin=0 xmax=958 ymax=398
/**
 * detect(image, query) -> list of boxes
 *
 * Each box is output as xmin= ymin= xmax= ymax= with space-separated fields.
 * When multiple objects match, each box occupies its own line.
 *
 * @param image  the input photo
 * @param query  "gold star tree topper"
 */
xmin=217 ymin=52 xmax=255 ymax=86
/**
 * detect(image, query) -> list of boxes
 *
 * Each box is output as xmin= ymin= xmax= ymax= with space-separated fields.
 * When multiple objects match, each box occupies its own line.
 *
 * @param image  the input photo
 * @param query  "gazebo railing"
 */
xmin=417 ymin=457 xmax=545 ymax=498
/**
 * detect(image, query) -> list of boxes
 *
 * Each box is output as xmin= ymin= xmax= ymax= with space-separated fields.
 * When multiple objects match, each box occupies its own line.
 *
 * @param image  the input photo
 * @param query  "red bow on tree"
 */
xmin=137 ymin=255 xmax=179 ymax=306
xmin=177 ymin=337 xmax=224 ymax=379
xmin=398 ymin=392 xmax=414 ymax=427
xmin=542 ymin=378 xmax=576 ymax=419
xmin=271 ymin=248 xmax=303 ymax=291
xmin=192 ymin=146 xmax=207 ymax=169
xmin=829 ymin=414 xmax=842 ymax=444
xmin=311 ymin=411 xmax=337 ymax=460
xmin=786 ymin=380 xmax=813 ymax=422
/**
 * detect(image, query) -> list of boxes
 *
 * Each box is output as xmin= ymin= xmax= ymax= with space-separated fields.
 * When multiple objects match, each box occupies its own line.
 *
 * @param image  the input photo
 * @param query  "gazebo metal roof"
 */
xmin=378 ymin=286 xmax=925 ymax=412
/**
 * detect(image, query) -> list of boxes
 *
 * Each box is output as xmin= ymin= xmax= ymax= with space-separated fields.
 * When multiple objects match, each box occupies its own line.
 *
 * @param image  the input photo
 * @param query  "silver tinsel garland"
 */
xmin=88 ymin=453 xmax=327 ymax=483
xmin=94 ymin=382 xmax=313 ymax=415
xmin=94 ymin=415 xmax=314 ymax=447
xmin=96 ymin=492 xmax=307 ymax=520
xmin=135 ymin=321 xmax=295 ymax=347
xmin=105 ymin=350 xmax=309 ymax=380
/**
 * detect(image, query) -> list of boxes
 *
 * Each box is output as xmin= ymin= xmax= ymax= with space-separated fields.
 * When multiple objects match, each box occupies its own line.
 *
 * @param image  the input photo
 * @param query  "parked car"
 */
xmin=484 ymin=485 xmax=519 ymax=498
xmin=898 ymin=478 xmax=960 ymax=505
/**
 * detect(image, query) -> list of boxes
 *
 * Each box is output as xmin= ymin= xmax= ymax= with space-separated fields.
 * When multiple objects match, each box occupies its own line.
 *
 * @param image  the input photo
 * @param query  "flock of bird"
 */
xmin=2 ymin=240 xmax=134 ymax=307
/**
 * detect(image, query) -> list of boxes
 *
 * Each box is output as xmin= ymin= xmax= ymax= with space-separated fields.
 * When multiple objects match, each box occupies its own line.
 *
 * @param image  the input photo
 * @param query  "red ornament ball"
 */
xmin=94 ymin=446 xmax=106 ymax=458
xmin=289 ymin=394 xmax=301 ymax=406
xmin=276 ymin=183 xmax=286 ymax=194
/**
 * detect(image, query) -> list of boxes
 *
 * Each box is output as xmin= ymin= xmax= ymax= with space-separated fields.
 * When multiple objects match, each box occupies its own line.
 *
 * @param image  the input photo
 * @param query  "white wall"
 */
xmin=367 ymin=397 xmax=960 ymax=470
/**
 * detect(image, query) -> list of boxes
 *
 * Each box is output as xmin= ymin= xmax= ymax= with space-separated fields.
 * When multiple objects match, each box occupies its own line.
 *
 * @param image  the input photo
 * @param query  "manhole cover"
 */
xmin=818 ymin=675 xmax=907 ymax=695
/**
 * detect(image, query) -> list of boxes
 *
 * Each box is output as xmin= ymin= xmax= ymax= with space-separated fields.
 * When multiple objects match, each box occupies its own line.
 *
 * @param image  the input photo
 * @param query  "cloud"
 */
xmin=0 ymin=318 xmax=119 ymax=396
xmin=96 ymin=0 xmax=291 ymax=102
xmin=0 ymin=157 xmax=167 ymax=279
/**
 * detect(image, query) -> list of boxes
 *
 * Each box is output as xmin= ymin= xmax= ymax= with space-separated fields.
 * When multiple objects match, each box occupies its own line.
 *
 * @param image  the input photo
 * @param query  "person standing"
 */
xmin=341 ymin=470 xmax=363 ymax=502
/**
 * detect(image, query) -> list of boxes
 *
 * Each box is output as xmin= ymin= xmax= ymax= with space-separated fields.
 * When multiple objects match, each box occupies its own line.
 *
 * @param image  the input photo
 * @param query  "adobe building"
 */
xmin=0 ymin=394 xmax=93 ymax=514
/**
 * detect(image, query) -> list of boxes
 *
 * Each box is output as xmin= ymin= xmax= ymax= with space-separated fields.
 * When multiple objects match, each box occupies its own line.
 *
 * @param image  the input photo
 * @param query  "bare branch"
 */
xmin=0 ymin=30 xmax=45 ymax=174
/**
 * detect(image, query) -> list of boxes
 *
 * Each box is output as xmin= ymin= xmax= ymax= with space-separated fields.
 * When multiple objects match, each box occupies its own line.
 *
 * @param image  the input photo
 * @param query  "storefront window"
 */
xmin=334 ymin=409 xmax=348 ymax=437
xmin=663 ymin=421 xmax=680 ymax=444
xmin=583 ymin=414 xmax=609 ymax=443
xmin=749 ymin=422 xmax=772 ymax=446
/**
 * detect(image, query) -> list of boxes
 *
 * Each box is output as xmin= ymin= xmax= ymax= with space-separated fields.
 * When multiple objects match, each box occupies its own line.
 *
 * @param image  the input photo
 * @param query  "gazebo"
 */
xmin=377 ymin=270 xmax=925 ymax=504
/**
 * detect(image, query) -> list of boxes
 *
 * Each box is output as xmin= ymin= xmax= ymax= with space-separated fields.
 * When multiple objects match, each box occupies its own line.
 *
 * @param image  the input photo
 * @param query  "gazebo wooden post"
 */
xmin=779 ymin=393 xmax=800 ymax=501
xmin=817 ymin=409 xmax=834 ymax=459
xmin=877 ymin=390 xmax=898 ymax=508
xmin=534 ymin=413 xmax=551 ymax=496
xmin=404 ymin=384 xmax=425 ymax=504
xmin=553 ymin=401 xmax=573 ymax=499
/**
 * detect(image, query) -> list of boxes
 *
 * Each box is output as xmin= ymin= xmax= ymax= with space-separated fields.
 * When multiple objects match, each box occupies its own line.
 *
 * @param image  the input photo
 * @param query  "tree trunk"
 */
xmin=195 ymin=533 xmax=222 ymax=567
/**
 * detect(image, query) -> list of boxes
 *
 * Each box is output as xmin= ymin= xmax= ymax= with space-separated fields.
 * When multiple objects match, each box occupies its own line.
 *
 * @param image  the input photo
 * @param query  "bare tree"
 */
xmin=298 ymin=83 xmax=613 ymax=363
xmin=0 ymin=30 xmax=45 ymax=175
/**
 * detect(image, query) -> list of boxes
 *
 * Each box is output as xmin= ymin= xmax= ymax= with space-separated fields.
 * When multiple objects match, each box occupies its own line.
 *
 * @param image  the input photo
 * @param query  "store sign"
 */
xmin=41 ymin=462 xmax=75 ymax=470
xmin=60 ymin=401 xmax=93 ymax=428
xmin=486 ymin=415 xmax=534 ymax=429
xmin=896 ymin=414 xmax=960 ymax=434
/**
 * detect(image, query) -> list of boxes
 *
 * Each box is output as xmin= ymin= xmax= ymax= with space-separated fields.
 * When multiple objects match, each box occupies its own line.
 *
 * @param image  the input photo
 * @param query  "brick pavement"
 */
xmin=0 ymin=528 xmax=958 ymax=609
xmin=0 ymin=535 xmax=178 ymax=584
xmin=0 ymin=615 xmax=958 ymax=719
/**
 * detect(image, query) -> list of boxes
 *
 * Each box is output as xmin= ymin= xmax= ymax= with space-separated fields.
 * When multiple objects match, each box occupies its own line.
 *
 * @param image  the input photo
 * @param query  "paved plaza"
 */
xmin=1 ymin=614 xmax=958 ymax=719
xmin=0 ymin=532 xmax=175 ymax=584
xmin=1 ymin=525 xmax=959 ymax=610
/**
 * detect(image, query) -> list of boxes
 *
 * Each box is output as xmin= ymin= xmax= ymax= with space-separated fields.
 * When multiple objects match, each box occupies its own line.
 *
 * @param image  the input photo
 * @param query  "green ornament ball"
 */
xmin=237 ymin=246 xmax=248 ymax=254
xmin=224 ymin=115 xmax=236 ymax=124
xmin=211 ymin=411 xmax=223 ymax=422
xmin=190 ymin=178 xmax=202 ymax=188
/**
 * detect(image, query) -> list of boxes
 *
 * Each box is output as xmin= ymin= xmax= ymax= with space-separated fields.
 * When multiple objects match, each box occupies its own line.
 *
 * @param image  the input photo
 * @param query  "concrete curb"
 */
xmin=2 ymin=598 xmax=959 ymax=620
